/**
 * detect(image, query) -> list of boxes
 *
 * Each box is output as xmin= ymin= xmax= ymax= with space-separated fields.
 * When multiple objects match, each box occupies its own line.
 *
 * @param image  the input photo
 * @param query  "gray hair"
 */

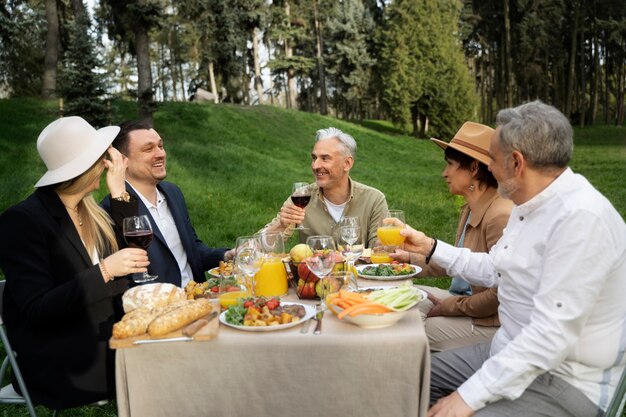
xmin=315 ymin=127 xmax=357 ymax=158
xmin=496 ymin=100 xmax=573 ymax=169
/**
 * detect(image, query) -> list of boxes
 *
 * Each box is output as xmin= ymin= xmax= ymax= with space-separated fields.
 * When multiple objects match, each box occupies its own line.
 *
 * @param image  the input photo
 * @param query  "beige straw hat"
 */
xmin=430 ymin=122 xmax=495 ymax=166
xmin=35 ymin=116 xmax=120 ymax=187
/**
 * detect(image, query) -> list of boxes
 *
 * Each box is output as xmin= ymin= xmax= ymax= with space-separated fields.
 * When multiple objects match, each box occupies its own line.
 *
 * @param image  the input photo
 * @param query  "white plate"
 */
xmin=207 ymin=267 xmax=235 ymax=279
xmin=355 ymin=263 xmax=422 ymax=281
xmin=219 ymin=302 xmax=316 ymax=332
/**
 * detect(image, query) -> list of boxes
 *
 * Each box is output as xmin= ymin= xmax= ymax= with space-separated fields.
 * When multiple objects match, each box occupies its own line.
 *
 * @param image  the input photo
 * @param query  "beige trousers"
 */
xmin=416 ymin=285 xmax=498 ymax=352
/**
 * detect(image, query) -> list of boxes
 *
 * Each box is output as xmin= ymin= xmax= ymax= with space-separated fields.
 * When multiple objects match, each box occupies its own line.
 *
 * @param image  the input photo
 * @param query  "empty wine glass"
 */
xmin=122 ymin=215 xmax=157 ymax=283
xmin=291 ymin=182 xmax=311 ymax=230
xmin=305 ymin=235 xmax=337 ymax=310
xmin=339 ymin=225 xmax=363 ymax=289
xmin=234 ymin=236 xmax=264 ymax=297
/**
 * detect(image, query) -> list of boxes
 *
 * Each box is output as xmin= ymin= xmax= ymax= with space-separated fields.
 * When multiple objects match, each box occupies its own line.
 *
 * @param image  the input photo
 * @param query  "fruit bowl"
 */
xmin=284 ymin=261 xmax=320 ymax=300
xmin=328 ymin=304 xmax=410 ymax=329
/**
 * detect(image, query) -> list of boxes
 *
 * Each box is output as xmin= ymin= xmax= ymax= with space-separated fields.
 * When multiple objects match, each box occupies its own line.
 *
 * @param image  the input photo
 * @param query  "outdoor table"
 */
xmin=115 ymin=278 xmax=430 ymax=417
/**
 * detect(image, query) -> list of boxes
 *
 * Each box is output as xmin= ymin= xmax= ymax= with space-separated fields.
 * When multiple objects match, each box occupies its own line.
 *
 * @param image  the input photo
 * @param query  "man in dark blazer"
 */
xmin=102 ymin=120 xmax=233 ymax=287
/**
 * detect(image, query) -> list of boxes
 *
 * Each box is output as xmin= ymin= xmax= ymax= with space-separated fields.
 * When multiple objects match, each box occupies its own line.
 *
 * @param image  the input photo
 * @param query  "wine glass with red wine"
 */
xmin=123 ymin=215 xmax=158 ymax=283
xmin=291 ymin=182 xmax=311 ymax=230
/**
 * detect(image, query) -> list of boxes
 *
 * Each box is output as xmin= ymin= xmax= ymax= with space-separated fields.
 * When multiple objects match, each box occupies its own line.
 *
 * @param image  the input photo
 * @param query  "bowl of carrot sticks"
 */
xmin=326 ymin=284 xmax=425 ymax=329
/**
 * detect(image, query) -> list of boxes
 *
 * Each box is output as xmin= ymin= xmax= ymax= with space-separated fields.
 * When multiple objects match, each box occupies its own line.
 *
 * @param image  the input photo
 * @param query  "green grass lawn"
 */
xmin=0 ymin=98 xmax=624 ymax=416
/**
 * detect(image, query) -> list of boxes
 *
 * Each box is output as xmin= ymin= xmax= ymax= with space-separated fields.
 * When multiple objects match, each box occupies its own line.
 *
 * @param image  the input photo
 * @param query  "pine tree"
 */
xmin=380 ymin=0 xmax=476 ymax=137
xmin=59 ymin=10 xmax=109 ymax=127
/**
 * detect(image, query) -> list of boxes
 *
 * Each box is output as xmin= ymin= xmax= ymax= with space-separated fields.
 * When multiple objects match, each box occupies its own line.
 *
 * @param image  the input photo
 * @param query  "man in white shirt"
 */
xmin=398 ymin=101 xmax=625 ymax=416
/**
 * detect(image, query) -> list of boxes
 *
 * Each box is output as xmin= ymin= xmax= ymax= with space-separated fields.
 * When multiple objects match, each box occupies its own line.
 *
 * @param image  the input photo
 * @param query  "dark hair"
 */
xmin=444 ymin=147 xmax=498 ymax=189
xmin=112 ymin=120 xmax=153 ymax=155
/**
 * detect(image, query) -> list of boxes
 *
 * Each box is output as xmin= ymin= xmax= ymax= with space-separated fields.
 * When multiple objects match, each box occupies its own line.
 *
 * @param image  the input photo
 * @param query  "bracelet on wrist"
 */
xmin=99 ymin=261 xmax=112 ymax=282
xmin=425 ymin=238 xmax=438 ymax=264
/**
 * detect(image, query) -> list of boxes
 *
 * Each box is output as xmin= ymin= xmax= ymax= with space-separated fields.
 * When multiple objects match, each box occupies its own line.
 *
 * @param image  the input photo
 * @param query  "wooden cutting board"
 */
xmin=109 ymin=312 xmax=219 ymax=349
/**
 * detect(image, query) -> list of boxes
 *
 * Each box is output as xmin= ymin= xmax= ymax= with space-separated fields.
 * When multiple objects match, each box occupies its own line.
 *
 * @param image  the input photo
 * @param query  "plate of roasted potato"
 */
xmin=219 ymin=299 xmax=315 ymax=332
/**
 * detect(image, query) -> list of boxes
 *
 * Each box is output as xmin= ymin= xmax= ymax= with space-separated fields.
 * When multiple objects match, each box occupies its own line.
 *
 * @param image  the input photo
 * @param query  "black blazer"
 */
xmin=102 ymin=181 xmax=227 ymax=286
xmin=0 ymin=186 xmax=130 ymax=409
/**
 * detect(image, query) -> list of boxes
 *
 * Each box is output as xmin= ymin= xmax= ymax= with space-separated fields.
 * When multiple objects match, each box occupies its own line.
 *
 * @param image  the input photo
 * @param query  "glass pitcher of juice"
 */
xmin=254 ymin=256 xmax=289 ymax=297
xmin=253 ymin=231 xmax=288 ymax=297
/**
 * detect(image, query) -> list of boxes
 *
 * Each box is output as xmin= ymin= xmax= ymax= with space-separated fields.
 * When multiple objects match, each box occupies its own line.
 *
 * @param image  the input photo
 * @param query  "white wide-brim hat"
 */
xmin=35 ymin=116 xmax=120 ymax=187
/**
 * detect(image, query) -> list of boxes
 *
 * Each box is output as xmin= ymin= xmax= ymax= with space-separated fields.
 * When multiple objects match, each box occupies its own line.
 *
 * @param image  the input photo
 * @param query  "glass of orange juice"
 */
xmin=371 ymin=239 xmax=393 ymax=263
xmin=218 ymin=273 xmax=249 ymax=309
xmin=377 ymin=210 xmax=406 ymax=247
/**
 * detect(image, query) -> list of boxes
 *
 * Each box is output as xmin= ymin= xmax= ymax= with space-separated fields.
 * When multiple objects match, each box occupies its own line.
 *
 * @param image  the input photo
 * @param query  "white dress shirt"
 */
xmin=432 ymin=168 xmax=626 ymax=411
xmin=130 ymin=184 xmax=194 ymax=288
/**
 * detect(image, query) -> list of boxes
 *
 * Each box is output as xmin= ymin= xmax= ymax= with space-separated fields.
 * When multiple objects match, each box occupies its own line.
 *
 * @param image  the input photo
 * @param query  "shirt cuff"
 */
xmin=430 ymin=239 xmax=456 ymax=268
xmin=457 ymin=374 xmax=492 ymax=410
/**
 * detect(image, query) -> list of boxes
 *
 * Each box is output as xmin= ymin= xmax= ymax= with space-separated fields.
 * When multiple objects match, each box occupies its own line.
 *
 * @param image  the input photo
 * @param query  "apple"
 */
xmin=315 ymin=278 xmax=340 ymax=298
xmin=297 ymin=280 xmax=317 ymax=299
xmin=289 ymin=244 xmax=313 ymax=263
xmin=297 ymin=262 xmax=318 ymax=283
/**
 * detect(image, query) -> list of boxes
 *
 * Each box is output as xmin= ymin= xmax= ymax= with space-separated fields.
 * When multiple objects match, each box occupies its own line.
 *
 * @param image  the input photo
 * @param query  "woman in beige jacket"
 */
xmin=392 ymin=122 xmax=512 ymax=351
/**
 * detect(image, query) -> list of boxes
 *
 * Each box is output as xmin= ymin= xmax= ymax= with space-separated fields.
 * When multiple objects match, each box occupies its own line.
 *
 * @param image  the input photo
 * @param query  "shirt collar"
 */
xmin=127 ymin=181 xmax=165 ymax=210
xmin=515 ymin=167 xmax=573 ymax=215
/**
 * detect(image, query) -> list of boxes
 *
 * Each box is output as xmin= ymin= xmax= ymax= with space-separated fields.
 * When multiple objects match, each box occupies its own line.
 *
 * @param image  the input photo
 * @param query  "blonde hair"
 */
xmin=55 ymin=154 xmax=119 ymax=257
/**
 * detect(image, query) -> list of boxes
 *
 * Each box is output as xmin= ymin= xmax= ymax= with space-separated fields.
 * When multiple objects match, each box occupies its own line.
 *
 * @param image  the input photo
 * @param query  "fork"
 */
xmin=313 ymin=304 xmax=324 ymax=335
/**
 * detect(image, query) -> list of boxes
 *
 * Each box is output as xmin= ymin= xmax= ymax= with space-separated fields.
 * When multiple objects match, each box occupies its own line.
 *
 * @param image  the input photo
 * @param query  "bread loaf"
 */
xmin=122 ymin=283 xmax=186 ymax=313
xmin=112 ymin=307 xmax=156 ymax=339
xmin=148 ymin=298 xmax=213 ymax=337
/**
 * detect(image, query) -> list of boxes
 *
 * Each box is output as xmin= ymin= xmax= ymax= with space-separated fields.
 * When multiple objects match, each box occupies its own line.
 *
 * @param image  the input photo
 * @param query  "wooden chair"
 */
xmin=604 ymin=366 xmax=626 ymax=417
xmin=0 ymin=280 xmax=38 ymax=417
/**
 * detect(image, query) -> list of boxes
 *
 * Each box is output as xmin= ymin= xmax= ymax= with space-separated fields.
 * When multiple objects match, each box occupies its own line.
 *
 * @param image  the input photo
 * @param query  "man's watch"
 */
xmin=112 ymin=191 xmax=131 ymax=202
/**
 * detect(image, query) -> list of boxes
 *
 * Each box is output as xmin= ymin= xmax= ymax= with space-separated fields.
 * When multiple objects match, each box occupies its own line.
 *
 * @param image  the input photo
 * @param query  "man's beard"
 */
xmin=497 ymin=175 xmax=519 ymax=200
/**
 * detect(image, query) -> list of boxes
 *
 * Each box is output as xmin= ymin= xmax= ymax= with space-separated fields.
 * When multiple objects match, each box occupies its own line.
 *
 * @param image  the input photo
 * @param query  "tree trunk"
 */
xmin=135 ymin=0 xmax=154 ymax=123
xmin=70 ymin=0 xmax=86 ymax=22
xmin=42 ymin=0 xmax=60 ymax=98
xmin=503 ymin=0 xmax=514 ymax=107
xmin=579 ymin=28 xmax=585 ymax=127
xmin=285 ymin=1 xmax=297 ymax=110
xmin=565 ymin=2 xmax=579 ymax=119
xmin=616 ymin=41 xmax=625 ymax=125
xmin=589 ymin=32 xmax=600 ymax=125
xmin=209 ymin=61 xmax=218 ymax=103
xmin=252 ymin=27 xmax=264 ymax=105
xmin=178 ymin=61 xmax=185 ymax=102
xmin=314 ymin=0 xmax=327 ymax=115
xmin=169 ymin=30 xmax=178 ymax=101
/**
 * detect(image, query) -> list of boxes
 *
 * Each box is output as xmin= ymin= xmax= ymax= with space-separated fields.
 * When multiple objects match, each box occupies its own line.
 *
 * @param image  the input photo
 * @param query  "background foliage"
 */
xmin=1 ymin=0 xmax=624 ymax=133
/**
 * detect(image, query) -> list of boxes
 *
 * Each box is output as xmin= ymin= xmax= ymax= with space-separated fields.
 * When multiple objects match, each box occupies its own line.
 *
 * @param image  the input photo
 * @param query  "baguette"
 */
xmin=147 ymin=298 xmax=213 ymax=337
xmin=112 ymin=307 xmax=156 ymax=339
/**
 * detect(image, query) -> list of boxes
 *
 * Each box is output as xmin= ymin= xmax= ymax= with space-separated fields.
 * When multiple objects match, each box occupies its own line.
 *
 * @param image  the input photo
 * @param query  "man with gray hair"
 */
xmin=396 ymin=100 xmax=625 ymax=416
xmin=261 ymin=127 xmax=388 ymax=247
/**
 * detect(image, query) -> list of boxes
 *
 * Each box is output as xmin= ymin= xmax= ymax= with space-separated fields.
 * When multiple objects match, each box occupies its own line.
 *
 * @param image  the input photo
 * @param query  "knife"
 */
xmin=313 ymin=308 xmax=324 ymax=335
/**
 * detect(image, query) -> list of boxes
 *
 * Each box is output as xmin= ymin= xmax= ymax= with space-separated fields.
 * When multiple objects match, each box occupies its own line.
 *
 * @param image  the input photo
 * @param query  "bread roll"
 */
xmin=148 ymin=298 xmax=213 ymax=337
xmin=122 ymin=283 xmax=186 ymax=313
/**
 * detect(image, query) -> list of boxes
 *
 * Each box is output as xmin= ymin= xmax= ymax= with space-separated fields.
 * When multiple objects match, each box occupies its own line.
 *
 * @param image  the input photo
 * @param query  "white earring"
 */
xmin=469 ymin=184 xmax=475 ymax=192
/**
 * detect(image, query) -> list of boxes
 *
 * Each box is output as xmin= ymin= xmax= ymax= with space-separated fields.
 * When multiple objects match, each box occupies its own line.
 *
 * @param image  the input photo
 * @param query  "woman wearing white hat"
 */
xmin=0 ymin=116 xmax=148 ymax=409
xmin=391 ymin=122 xmax=513 ymax=352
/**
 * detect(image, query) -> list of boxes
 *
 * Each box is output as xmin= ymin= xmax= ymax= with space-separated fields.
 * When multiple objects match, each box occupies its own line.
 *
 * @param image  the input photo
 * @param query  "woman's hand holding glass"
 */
xmin=123 ymin=215 xmax=158 ymax=283
xmin=100 ymin=247 xmax=149 ymax=282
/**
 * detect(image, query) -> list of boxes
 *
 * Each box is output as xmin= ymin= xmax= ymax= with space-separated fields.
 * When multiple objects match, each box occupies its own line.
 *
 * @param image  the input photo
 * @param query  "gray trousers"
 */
xmin=431 ymin=343 xmax=603 ymax=417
